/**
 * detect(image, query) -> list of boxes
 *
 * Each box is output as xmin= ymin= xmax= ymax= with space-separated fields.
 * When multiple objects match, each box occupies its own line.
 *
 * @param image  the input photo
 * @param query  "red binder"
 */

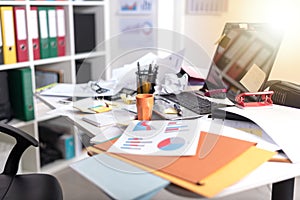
xmin=13 ymin=6 xmax=29 ymax=62
xmin=30 ymin=7 xmax=40 ymax=60
xmin=56 ymin=6 xmax=66 ymax=56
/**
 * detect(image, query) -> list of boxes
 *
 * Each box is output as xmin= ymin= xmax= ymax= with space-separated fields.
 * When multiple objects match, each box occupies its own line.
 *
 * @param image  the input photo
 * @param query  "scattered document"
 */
xmin=82 ymin=109 xmax=136 ymax=127
xmin=70 ymin=153 xmax=169 ymax=200
xmin=82 ymin=113 xmax=117 ymax=127
xmin=90 ymin=126 xmax=124 ymax=144
xmin=224 ymin=105 xmax=300 ymax=163
xmin=200 ymin=118 xmax=280 ymax=152
xmin=108 ymin=119 xmax=201 ymax=156
xmin=40 ymin=82 xmax=118 ymax=97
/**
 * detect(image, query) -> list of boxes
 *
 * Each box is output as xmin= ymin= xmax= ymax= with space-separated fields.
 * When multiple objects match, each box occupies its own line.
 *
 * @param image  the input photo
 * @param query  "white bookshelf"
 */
xmin=0 ymin=0 xmax=110 ymax=173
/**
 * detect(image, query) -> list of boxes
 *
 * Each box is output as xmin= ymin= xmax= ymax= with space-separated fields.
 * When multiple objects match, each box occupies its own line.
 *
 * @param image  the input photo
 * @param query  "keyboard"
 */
xmin=162 ymin=91 xmax=212 ymax=115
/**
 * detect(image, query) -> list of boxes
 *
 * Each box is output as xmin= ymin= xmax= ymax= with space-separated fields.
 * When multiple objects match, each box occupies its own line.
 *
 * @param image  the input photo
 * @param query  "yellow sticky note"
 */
xmin=89 ymin=105 xmax=112 ymax=113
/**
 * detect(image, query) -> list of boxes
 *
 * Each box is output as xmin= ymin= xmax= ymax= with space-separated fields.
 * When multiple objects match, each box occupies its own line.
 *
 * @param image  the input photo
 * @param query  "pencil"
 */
xmin=137 ymin=62 xmax=143 ymax=93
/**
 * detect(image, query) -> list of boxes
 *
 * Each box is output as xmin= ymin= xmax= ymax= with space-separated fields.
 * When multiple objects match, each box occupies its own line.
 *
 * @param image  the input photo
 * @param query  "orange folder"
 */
xmin=95 ymin=131 xmax=255 ymax=183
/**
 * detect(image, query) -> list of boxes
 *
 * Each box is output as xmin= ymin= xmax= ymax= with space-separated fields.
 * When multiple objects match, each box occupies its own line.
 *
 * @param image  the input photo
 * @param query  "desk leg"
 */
xmin=272 ymin=178 xmax=295 ymax=200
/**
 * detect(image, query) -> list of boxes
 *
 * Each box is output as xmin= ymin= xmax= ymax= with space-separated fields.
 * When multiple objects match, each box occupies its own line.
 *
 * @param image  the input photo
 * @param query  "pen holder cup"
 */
xmin=136 ymin=94 xmax=154 ymax=120
xmin=136 ymin=70 xmax=156 ymax=94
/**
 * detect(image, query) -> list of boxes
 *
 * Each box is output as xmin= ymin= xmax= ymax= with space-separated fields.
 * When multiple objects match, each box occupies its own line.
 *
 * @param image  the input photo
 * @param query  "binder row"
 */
xmin=0 ymin=6 xmax=66 ymax=65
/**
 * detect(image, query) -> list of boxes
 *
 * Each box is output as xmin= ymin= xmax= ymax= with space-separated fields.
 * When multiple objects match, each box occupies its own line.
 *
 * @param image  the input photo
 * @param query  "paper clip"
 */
xmin=235 ymin=91 xmax=274 ymax=108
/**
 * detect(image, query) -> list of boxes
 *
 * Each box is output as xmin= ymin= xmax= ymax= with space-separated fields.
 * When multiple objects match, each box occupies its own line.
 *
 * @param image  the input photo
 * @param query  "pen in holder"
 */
xmin=136 ymin=62 xmax=158 ymax=94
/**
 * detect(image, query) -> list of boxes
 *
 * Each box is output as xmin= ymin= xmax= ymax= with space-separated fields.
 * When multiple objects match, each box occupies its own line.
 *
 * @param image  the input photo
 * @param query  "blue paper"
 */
xmin=71 ymin=153 xmax=169 ymax=200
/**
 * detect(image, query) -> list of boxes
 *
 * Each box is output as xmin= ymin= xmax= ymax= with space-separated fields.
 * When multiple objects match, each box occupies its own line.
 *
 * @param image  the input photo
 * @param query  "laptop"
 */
xmin=154 ymin=23 xmax=284 ymax=120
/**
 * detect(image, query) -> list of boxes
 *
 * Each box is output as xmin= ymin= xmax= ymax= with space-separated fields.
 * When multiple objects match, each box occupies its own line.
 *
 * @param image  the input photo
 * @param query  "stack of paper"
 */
xmin=93 ymin=131 xmax=275 ymax=197
xmin=82 ymin=113 xmax=117 ymax=127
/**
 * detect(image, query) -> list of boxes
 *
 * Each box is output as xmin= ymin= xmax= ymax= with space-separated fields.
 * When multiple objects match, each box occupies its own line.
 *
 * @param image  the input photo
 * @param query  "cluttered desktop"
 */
xmin=36 ymin=23 xmax=300 ymax=199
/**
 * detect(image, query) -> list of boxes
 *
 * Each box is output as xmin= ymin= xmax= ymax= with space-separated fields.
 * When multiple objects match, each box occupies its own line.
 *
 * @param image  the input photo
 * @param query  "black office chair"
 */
xmin=0 ymin=123 xmax=63 ymax=200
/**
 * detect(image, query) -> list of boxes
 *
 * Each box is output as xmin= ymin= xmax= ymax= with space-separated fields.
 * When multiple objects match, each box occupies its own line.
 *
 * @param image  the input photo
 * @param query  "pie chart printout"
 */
xmin=157 ymin=137 xmax=185 ymax=151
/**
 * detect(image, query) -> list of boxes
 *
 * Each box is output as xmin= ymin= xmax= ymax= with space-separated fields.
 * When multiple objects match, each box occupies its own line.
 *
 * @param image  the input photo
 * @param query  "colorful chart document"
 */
xmin=108 ymin=120 xmax=201 ymax=156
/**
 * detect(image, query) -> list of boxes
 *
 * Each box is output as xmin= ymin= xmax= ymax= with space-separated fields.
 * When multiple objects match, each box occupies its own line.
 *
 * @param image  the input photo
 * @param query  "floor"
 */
xmin=53 ymin=167 xmax=300 ymax=200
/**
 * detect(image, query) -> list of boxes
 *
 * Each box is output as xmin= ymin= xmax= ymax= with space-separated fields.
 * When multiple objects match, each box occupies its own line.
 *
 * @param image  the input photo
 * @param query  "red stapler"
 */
xmin=235 ymin=91 xmax=274 ymax=108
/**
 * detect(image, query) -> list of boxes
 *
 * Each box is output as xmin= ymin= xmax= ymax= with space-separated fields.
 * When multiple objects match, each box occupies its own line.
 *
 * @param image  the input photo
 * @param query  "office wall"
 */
xmin=174 ymin=0 xmax=300 ymax=84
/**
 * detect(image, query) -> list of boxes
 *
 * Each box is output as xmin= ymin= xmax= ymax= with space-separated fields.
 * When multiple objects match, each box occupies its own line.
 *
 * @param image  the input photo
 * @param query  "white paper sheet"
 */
xmin=224 ymin=105 xmax=300 ymax=163
xmin=40 ymin=83 xmax=118 ymax=97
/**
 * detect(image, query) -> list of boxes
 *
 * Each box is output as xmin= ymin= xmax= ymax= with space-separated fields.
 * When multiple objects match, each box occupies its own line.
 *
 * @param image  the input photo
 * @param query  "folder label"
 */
xmin=3 ymin=11 xmax=15 ymax=46
xmin=39 ymin=10 xmax=48 ymax=39
xmin=48 ymin=10 xmax=57 ymax=37
xmin=15 ymin=10 xmax=27 ymax=40
xmin=30 ymin=9 xmax=39 ymax=39
xmin=57 ymin=9 xmax=65 ymax=37
xmin=56 ymin=7 xmax=66 ymax=56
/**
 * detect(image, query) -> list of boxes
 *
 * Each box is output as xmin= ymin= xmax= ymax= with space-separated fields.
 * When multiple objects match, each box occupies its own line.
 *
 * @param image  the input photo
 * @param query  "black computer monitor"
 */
xmin=201 ymin=23 xmax=284 ymax=101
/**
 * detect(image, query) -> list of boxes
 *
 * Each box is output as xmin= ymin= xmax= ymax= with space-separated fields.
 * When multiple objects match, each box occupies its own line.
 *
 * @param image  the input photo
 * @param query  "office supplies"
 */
xmin=8 ymin=68 xmax=35 ymax=121
xmin=47 ymin=7 xmax=58 ymax=58
xmin=30 ymin=7 xmax=40 ymax=60
xmin=173 ymin=103 xmax=182 ymax=116
xmin=56 ymin=6 xmax=66 ymax=56
xmin=136 ymin=94 xmax=154 ymax=120
xmin=88 ymin=81 xmax=110 ymax=94
xmin=136 ymin=61 xmax=143 ymax=93
xmin=37 ymin=7 xmax=50 ymax=59
xmin=235 ymin=91 xmax=274 ymax=108
xmin=88 ymin=104 xmax=112 ymax=113
xmin=70 ymin=153 xmax=169 ymax=200
xmin=13 ymin=6 xmax=29 ymax=62
xmin=136 ymin=62 xmax=157 ymax=94
xmin=0 ymin=6 xmax=17 ymax=64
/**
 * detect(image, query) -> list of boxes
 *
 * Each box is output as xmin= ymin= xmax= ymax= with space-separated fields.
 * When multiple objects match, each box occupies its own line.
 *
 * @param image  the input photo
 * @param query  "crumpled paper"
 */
xmin=155 ymin=73 xmax=188 ymax=94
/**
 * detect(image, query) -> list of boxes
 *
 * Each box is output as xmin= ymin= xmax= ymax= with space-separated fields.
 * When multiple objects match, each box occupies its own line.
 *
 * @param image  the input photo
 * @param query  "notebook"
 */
xmin=154 ymin=23 xmax=284 ymax=119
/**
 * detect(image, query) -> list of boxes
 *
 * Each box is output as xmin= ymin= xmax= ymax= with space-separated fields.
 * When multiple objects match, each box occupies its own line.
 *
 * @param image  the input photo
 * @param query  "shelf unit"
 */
xmin=0 ymin=0 xmax=110 ymax=173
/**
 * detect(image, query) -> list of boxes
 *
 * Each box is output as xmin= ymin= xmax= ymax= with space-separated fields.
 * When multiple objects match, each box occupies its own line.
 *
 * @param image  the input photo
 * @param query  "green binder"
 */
xmin=47 ymin=7 xmax=58 ymax=58
xmin=37 ymin=7 xmax=50 ymax=59
xmin=8 ymin=68 xmax=35 ymax=121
